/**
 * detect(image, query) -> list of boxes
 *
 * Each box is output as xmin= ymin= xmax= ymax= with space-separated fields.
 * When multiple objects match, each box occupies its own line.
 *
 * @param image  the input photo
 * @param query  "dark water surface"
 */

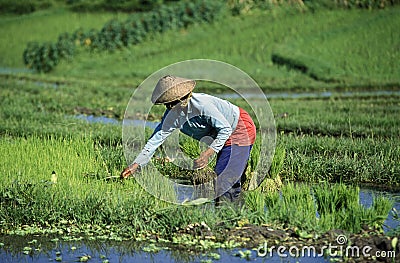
xmin=0 ymin=237 xmax=330 ymax=263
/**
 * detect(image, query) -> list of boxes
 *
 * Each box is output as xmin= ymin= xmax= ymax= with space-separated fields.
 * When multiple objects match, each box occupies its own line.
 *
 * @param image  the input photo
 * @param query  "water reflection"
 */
xmin=360 ymin=188 xmax=400 ymax=232
xmin=0 ymin=236 xmax=331 ymax=263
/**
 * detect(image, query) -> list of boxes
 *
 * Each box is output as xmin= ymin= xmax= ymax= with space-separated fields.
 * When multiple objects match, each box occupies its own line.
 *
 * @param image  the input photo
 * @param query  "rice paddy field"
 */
xmin=0 ymin=1 xmax=399 ymax=262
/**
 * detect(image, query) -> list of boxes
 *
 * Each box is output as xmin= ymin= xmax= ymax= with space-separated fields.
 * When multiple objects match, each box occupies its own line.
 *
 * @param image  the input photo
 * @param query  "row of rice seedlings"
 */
xmin=269 ymin=96 xmax=400 ymax=139
xmin=243 ymin=183 xmax=393 ymax=233
xmin=280 ymin=135 xmax=400 ymax=186
xmin=0 ymin=135 xmax=175 ymax=233
xmin=314 ymin=183 xmax=394 ymax=232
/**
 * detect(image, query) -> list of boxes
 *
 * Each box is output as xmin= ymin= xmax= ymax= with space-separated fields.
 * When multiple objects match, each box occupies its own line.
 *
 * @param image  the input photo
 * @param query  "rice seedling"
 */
xmin=313 ymin=183 xmax=394 ymax=233
xmin=242 ymin=182 xmax=394 ymax=233
xmin=313 ymin=183 xmax=360 ymax=215
xmin=243 ymin=190 xmax=267 ymax=224
xmin=280 ymin=135 xmax=400 ymax=186
xmin=0 ymin=135 xmax=171 ymax=231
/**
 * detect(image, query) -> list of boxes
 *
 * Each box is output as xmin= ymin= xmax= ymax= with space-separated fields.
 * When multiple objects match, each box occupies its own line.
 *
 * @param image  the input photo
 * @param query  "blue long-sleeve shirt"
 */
xmin=133 ymin=93 xmax=240 ymax=166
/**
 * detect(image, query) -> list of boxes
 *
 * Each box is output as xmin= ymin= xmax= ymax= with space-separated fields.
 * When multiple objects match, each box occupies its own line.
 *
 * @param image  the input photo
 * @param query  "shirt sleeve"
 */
xmin=207 ymin=109 xmax=233 ymax=152
xmin=133 ymin=111 xmax=176 ymax=166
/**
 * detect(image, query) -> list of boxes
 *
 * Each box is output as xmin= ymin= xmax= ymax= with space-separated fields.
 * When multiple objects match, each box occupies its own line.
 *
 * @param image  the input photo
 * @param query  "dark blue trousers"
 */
xmin=214 ymin=145 xmax=252 ymax=200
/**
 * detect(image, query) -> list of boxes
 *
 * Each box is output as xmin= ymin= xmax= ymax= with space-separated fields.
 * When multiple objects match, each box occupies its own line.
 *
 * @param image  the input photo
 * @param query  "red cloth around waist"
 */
xmin=225 ymin=108 xmax=256 ymax=146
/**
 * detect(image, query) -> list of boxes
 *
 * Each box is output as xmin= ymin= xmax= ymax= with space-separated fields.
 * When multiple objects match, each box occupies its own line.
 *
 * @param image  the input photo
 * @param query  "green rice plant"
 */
xmin=277 ymin=110 xmax=400 ymax=185
xmin=270 ymin=96 xmax=400 ymax=139
xmin=243 ymin=190 xmax=267 ymax=224
xmin=313 ymin=183 xmax=393 ymax=232
xmin=261 ymin=183 xmax=318 ymax=230
xmin=279 ymin=183 xmax=318 ymax=229
xmin=0 ymin=78 xmax=124 ymax=141
xmin=0 ymin=135 xmax=101 ymax=186
xmin=248 ymin=182 xmax=395 ymax=233
xmin=268 ymin=145 xmax=285 ymax=179
xmin=0 ymin=134 xmax=181 ymax=234
xmin=359 ymin=195 xmax=394 ymax=229
xmin=313 ymin=183 xmax=360 ymax=215
xmin=179 ymin=134 xmax=201 ymax=160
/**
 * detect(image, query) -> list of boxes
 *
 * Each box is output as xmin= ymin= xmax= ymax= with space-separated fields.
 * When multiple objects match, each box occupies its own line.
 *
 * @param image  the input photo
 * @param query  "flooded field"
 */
xmin=1 ymin=188 xmax=398 ymax=263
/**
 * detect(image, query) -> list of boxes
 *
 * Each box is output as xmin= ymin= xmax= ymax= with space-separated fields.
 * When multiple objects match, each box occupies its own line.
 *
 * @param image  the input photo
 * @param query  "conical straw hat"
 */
xmin=151 ymin=75 xmax=196 ymax=104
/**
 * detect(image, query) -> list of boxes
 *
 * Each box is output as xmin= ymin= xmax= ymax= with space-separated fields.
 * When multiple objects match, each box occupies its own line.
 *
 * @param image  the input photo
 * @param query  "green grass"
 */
xmin=1 ymin=5 xmax=399 ymax=90
xmin=245 ymin=183 xmax=393 ymax=233
xmin=1 ymin=78 xmax=398 ymax=186
xmin=0 ymin=8 xmax=128 ymax=67
xmin=313 ymin=183 xmax=393 ymax=232
xmin=235 ymin=95 xmax=400 ymax=139
xmin=0 ymin=78 xmax=124 ymax=140
xmin=0 ymin=135 xmax=392 ymax=236
xmin=0 ymin=135 xmax=176 ymax=231
xmin=47 ymin=6 xmax=400 ymax=90
xmin=279 ymin=135 xmax=399 ymax=185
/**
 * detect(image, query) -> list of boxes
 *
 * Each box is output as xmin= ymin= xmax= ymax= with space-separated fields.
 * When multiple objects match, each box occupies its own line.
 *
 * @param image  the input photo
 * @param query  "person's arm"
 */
xmin=193 ymin=107 xmax=233 ymax=170
xmin=121 ymin=111 xmax=176 ymax=179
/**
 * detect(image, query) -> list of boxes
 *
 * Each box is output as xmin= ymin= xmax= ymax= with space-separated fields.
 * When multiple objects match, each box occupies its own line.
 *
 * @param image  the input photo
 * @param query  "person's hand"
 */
xmin=193 ymin=148 xmax=215 ymax=170
xmin=120 ymin=163 xmax=139 ymax=179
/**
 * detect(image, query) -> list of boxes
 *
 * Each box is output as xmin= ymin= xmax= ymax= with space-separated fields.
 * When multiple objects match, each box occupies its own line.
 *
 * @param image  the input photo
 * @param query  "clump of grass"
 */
xmin=255 ymin=145 xmax=285 ymax=192
xmin=0 ymin=135 xmax=173 ymax=231
xmin=243 ymin=190 xmax=266 ymax=224
xmin=243 ymin=183 xmax=393 ymax=233
xmin=280 ymin=134 xmax=400 ymax=186
xmin=277 ymin=183 xmax=317 ymax=229
xmin=313 ymin=183 xmax=394 ymax=232
xmin=313 ymin=182 xmax=359 ymax=215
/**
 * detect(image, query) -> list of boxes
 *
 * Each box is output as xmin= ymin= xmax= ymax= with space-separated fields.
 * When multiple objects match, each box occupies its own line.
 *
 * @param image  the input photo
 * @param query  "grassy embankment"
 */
xmin=0 ymin=2 xmax=399 ymax=243
xmin=1 ymin=4 xmax=399 ymax=89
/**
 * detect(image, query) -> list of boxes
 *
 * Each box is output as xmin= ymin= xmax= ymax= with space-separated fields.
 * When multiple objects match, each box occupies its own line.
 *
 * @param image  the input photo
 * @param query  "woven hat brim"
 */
xmin=151 ymin=80 xmax=196 ymax=104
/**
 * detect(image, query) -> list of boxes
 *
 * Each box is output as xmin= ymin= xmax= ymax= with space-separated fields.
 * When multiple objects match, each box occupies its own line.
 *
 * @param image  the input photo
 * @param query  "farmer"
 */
xmin=121 ymin=75 xmax=256 ymax=203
